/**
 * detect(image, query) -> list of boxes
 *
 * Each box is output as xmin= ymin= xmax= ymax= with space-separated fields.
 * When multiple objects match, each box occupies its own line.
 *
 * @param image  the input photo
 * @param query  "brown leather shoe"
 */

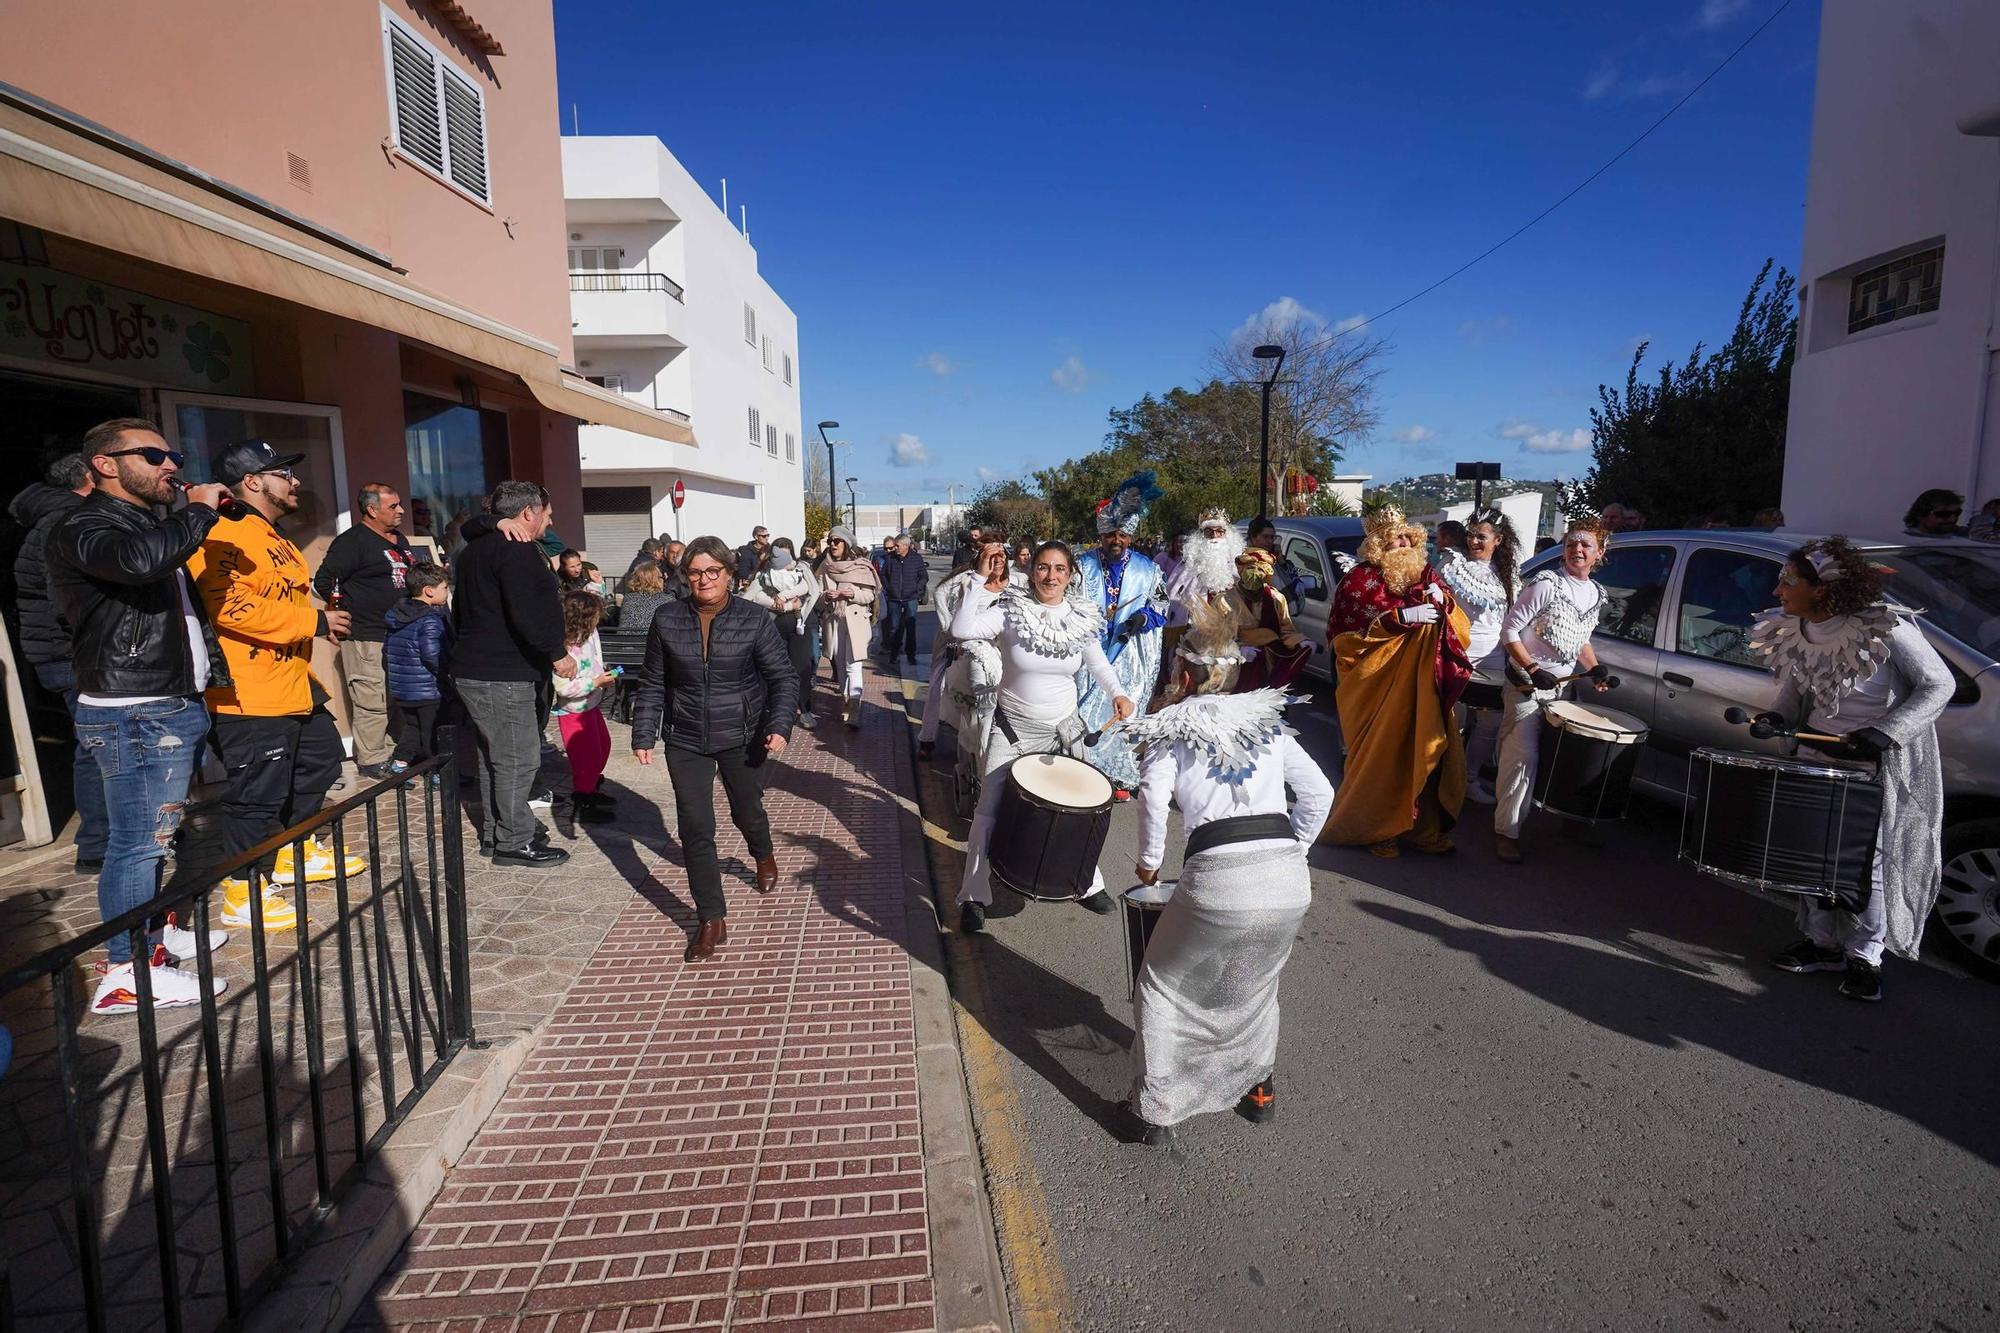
xmin=685 ymin=918 xmax=727 ymax=962
xmin=755 ymin=855 xmax=781 ymax=894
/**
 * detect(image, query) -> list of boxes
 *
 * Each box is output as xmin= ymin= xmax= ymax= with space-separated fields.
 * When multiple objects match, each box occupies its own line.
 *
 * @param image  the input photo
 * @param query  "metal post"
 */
xmin=1258 ymin=377 xmax=1273 ymax=519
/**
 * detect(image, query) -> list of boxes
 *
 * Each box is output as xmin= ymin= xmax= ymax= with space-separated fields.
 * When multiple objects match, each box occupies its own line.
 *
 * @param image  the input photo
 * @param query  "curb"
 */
xmin=885 ymin=665 xmax=1016 ymax=1333
xmin=243 ymin=1021 xmax=542 ymax=1333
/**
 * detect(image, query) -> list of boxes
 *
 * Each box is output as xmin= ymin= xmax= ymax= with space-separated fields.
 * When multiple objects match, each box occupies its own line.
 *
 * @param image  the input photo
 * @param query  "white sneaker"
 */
xmin=1464 ymin=778 xmax=1497 ymax=805
xmin=528 ymin=791 xmax=554 ymax=810
xmin=92 ymin=946 xmax=227 ymax=1014
xmin=156 ymin=911 xmax=228 ymax=960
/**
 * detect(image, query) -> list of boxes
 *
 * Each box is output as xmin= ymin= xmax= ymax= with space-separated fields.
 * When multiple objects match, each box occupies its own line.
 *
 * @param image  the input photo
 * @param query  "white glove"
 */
xmin=1400 ymin=604 xmax=1440 ymax=625
xmin=1427 ymin=583 xmax=1448 ymax=606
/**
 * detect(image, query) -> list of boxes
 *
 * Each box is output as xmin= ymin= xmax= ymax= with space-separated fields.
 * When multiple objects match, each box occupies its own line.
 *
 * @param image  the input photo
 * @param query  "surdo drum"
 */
xmin=1120 ymin=878 xmax=1176 ymax=994
xmin=1679 ymin=748 xmax=1882 ymax=908
xmin=1531 ymin=700 xmax=1649 ymax=823
xmin=988 ymin=754 xmax=1115 ymax=900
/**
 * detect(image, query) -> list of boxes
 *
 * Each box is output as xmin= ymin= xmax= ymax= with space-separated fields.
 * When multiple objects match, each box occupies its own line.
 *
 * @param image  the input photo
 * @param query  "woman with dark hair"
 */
xmin=556 ymin=548 xmax=605 ymax=596
xmin=1750 ymin=535 xmax=1952 ymax=1002
xmin=818 ymin=527 xmax=879 ymax=727
xmin=947 ymin=539 xmax=1134 ymax=932
xmin=1009 ymin=536 xmax=1034 ymax=587
xmin=629 ymin=535 xmax=799 ymax=962
xmin=1441 ymin=506 xmax=1520 ymax=803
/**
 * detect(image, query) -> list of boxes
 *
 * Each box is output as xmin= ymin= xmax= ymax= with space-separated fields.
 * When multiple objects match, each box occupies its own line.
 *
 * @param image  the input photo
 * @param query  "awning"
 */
xmin=0 ymin=99 xmax=694 ymax=447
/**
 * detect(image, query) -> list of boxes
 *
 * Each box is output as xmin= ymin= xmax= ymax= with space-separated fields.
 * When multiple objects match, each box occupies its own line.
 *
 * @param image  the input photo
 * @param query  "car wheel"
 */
xmin=1933 ymin=817 xmax=2000 ymax=975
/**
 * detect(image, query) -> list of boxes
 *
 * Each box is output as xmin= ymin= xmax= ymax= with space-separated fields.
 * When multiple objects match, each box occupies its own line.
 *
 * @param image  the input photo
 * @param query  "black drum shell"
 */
xmin=1122 ymin=895 xmax=1167 ymax=994
xmin=1461 ymin=671 xmax=1506 ymax=712
xmin=990 ymin=773 xmax=1113 ymax=900
xmin=1678 ymin=748 xmax=1881 ymax=908
xmin=1532 ymin=713 xmax=1643 ymax=822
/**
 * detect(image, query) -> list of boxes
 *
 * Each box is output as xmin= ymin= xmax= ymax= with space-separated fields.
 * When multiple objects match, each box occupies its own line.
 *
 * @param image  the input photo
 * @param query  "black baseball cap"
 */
xmin=214 ymin=440 xmax=305 ymax=486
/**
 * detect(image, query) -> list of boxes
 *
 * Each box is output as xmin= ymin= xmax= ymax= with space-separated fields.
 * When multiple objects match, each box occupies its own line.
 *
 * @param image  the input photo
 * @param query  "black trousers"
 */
xmin=392 ymin=700 xmax=443 ymax=762
xmin=664 ymin=742 xmax=773 ymax=921
xmin=212 ymin=706 xmax=346 ymax=865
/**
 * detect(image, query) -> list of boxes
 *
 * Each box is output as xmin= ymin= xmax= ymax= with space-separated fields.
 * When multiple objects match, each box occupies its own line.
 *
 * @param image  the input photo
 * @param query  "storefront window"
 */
xmin=162 ymin=394 xmax=344 ymax=568
xmin=403 ymin=391 xmax=507 ymax=560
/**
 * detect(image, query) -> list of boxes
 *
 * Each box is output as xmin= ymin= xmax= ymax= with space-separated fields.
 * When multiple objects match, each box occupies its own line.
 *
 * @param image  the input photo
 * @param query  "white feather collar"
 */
xmin=1123 ymin=688 xmax=1293 ymax=799
xmin=1001 ymin=588 xmax=1104 ymax=658
xmin=1441 ymin=554 xmax=1509 ymax=615
xmin=1750 ymin=602 xmax=1900 ymax=717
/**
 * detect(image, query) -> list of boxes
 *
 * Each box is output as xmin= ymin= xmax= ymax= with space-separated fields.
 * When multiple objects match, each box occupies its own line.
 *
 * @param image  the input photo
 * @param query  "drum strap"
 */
xmin=1185 ymin=812 xmax=1296 ymax=859
xmin=992 ymin=706 xmax=1020 ymax=747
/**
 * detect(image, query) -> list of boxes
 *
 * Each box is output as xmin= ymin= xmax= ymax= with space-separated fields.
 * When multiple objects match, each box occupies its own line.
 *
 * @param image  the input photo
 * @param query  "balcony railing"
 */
xmin=569 ymin=270 xmax=684 ymax=301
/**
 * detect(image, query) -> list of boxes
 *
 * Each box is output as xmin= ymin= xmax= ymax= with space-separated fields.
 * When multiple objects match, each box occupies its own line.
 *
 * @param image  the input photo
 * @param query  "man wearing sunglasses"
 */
xmin=1902 ymin=487 xmax=1967 ymax=539
xmin=188 ymin=442 xmax=357 ymax=928
xmin=47 ymin=418 xmax=234 ymax=1015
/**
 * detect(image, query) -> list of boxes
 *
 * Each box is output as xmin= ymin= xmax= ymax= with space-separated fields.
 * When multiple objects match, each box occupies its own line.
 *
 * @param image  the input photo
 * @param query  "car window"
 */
xmin=1593 ymin=544 xmax=1675 ymax=645
xmin=1882 ymin=545 xmax=2000 ymax=661
xmin=1675 ymin=548 xmax=1782 ymax=666
xmin=1286 ymin=537 xmax=1325 ymax=583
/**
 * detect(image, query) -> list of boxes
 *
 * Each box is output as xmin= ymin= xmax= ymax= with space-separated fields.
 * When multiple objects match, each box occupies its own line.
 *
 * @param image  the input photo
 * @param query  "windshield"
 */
xmin=1881 ymin=545 xmax=2000 ymax=663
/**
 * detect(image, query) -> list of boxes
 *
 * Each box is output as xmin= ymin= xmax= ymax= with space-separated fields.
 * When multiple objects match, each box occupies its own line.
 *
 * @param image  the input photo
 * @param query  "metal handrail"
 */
xmin=569 ymin=270 xmax=684 ymax=301
xmin=0 ymin=734 xmax=472 ymax=1331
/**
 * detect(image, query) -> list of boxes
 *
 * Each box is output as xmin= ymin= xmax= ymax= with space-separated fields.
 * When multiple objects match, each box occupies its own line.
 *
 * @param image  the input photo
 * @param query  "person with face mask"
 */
xmin=1228 ymin=548 xmax=1315 ymax=692
xmin=1319 ymin=506 xmax=1473 ymax=857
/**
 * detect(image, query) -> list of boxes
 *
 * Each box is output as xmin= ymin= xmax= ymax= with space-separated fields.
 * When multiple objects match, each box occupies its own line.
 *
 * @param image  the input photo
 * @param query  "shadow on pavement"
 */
xmin=957 ymin=931 xmax=1134 ymax=1135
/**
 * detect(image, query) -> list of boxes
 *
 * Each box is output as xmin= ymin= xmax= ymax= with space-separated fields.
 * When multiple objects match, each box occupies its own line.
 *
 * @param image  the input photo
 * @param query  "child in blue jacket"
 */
xmin=384 ymin=562 xmax=453 ymax=768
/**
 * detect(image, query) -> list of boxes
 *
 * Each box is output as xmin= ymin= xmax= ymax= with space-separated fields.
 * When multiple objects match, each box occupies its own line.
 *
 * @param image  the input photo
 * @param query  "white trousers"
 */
xmin=957 ymin=711 xmax=1107 ymax=907
xmin=843 ymin=661 xmax=864 ymax=700
xmin=1459 ymin=702 xmax=1502 ymax=784
xmin=918 ymin=651 xmax=951 ymax=743
xmin=1799 ymin=847 xmax=1887 ymax=965
xmin=1492 ymin=683 xmax=1555 ymax=839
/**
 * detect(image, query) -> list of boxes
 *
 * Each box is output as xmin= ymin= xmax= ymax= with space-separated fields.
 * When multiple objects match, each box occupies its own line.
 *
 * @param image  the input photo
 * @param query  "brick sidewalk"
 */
xmin=357 ymin=669 xmax=943 ymax=1332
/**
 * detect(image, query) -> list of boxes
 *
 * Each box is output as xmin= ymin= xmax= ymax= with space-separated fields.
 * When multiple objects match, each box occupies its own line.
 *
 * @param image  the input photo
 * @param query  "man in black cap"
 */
xmin=188 ymin=442 xmax=356 ymax=915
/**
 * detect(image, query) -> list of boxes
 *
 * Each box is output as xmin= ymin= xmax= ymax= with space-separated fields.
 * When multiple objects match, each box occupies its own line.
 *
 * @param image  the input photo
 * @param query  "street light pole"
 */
xmin=816 ymin=420 xmax=840 ymax=536
xmin=1253 ymin=344 xmax=1285 ymax=520
xmin=845 ymin=477 xmax=859 ymax=537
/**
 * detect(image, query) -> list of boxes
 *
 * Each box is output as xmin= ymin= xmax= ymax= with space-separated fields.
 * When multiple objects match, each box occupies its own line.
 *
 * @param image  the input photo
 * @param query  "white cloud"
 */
xmin=1583 ymin=57 xmax=1619 ymax=101
xmin=1499 ymin=419 xmax=1591 ymax=454
xmin=1050 ymin=354 xmax=1098 ymax=395
xmin=1392 ymin=424 xmax=1437 ymax=444
xmin=917 ymin=351 xmax=957 ymax=376
xmin=1332 ymin=312 xmax=1369 ymax=336
xmin=1697 ymin=0 xmax=1752 ymax=29
xmin=975 ymin=465 xmax=1003 ymax=484
xmin=886 ymin=433 xmax=931 ymax=467
xmin=1236 ymin=297 xmax=1326 ymax=342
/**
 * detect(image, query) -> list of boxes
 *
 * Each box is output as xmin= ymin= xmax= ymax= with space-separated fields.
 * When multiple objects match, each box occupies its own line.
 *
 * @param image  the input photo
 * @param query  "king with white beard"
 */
xmin=1167 ymin=508 xmax=1246 ymax=617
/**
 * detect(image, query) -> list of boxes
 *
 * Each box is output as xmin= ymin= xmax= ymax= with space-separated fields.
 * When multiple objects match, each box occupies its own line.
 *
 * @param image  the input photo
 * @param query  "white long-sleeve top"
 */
xmin=1500 ymin=569 xmax=1603 ymax=672
xmin=951 ymin=584 xmax=1122 ymax=723
xmin=1135 ymin=728 xmax=1334 ymax=871
xmin=740 ymin=564 xmax=819 ymax=629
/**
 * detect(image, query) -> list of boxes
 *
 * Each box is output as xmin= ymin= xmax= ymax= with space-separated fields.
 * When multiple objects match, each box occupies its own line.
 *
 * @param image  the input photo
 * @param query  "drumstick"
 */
xmin=1726 ymin=708 xmax=1849 ymax=748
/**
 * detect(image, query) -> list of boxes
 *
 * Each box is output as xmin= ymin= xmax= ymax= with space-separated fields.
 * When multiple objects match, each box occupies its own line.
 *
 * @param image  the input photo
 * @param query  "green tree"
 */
xmin=966 ymin=479 xmax=1052 ymax=540
xmin=803 ymin=496 xmax=832 ymax=545
xmin=1561 ymin=262 xmax=1796 ymax=527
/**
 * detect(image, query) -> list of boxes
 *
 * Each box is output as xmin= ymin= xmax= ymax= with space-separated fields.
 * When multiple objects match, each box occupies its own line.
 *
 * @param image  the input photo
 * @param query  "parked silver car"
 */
xmin=1236 ymin=516 xmax=1365 ymax=685
xmin=1519 ymin=530 xmax=2000 ymax=967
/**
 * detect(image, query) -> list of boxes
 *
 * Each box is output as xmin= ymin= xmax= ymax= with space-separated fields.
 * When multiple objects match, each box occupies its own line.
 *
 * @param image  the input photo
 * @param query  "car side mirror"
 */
xmin=1297 ymin=574 xmax=1326 ymax=602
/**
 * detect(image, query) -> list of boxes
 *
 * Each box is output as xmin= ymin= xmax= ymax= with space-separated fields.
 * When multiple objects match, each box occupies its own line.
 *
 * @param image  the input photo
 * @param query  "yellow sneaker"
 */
xmin=219 ymin=875 xmax=296 ymax=932
xmin=271 ymin=836 xmax=366 ymax=887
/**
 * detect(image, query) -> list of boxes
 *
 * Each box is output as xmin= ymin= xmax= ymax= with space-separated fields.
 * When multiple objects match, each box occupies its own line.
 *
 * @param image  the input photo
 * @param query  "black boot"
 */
xmin=960 ymin=901 xmax=986 ymax=934
xmin=1238 ymin=1076 xmax=1276 ymax=1124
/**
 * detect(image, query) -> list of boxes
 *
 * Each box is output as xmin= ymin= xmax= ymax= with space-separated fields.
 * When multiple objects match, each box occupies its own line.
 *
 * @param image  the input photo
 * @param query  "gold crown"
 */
xmin=1363 ymin=504 xmax=1413 ymax=543
xmin=1198 ymin=506 xmax=1231 ymax=526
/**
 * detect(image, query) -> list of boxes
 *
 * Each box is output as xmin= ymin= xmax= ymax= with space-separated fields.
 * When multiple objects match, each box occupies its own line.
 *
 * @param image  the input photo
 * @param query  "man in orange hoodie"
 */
xmin=187 ymin=442 xmax=354 ymax=927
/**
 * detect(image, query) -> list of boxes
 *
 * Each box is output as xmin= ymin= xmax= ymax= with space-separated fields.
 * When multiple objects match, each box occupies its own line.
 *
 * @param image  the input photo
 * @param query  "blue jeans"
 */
xmin=881 ymin=596 xmax=920 ymax=661
xmin=33 ymin=662 xmax=109 ymax=861
xmin=71 ymin=696 xmax=211 ymax=964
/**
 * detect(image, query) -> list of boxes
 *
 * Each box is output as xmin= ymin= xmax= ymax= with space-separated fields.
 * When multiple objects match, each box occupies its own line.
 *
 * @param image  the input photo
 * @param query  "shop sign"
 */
xmin=0 ymin=261 xmax=254 ymax=392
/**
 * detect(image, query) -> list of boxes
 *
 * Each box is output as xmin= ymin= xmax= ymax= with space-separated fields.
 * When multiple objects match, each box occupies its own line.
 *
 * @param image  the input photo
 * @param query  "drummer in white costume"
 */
xmin=951 ymin=539 xmax=1134 ymax=933
xmin=1492 ymin=518 xmax=1614 ymax=864
xmin=1122 ymin=597 xmax=1334 ymax=1147
xmin=917 ymin=540 xmax=1007 ymax=760
xmin=1754 ymin=536 xmax=1952 ymax=1003
xmin=1439 ymin=506 xmax=1520 ymax=804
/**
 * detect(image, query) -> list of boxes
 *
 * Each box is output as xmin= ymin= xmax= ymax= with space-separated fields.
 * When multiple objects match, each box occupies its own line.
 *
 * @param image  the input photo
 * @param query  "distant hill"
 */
xmin=1366 ymin=473 xmax=1564 ymax=529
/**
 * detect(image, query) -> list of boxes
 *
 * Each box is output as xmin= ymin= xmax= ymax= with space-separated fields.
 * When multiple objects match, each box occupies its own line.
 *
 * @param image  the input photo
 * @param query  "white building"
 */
xmin=1782 ymin=0 xmax=2000 ymax=534
xmin=561 ymin=136 xmax=806 ymax=563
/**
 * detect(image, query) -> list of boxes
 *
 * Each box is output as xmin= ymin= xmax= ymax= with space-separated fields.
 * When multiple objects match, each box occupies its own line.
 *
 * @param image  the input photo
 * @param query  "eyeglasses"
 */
xmin=104 ymin=446 xmax=185 ymax=468
xmin=687 ymin=565 xmax=729 ymax=582
xmin=1931 ymin=508 xmax=1962 ymax=520
xmin=258 ymin=468 xmax=297 ymax=483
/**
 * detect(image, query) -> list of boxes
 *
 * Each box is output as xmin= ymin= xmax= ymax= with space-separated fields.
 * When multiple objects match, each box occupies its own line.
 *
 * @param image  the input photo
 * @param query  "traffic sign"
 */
xmin=671 ymin=479 xmax=685 ymax=510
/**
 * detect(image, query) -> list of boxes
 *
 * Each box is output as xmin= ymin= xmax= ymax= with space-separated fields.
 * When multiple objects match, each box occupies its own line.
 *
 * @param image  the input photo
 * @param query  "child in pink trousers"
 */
xmin=554 ymin=591 xmax=621 ymax=822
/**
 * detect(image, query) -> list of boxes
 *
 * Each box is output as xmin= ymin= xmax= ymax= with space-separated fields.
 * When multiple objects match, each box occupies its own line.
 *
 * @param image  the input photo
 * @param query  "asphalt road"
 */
xmin=901 ymin=561 xmax=2000 ymax=1333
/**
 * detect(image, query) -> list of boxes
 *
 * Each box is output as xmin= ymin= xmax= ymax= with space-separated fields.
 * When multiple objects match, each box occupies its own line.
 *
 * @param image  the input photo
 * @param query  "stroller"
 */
xmin=938 ymin=638 xmax=1001 ymax=816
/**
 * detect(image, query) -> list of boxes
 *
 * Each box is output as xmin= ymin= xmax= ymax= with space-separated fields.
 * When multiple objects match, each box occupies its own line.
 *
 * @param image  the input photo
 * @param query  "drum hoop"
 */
xmin=1689 ymin=746 xmax=1876 ymax=784
xmin=1679 ymin=852 xmax=1850 ymax=899
xmin=1007 ymin=753 xmax=1114 ymax=808
xmin=1540 ymin=701 xmax=1649 ymax=744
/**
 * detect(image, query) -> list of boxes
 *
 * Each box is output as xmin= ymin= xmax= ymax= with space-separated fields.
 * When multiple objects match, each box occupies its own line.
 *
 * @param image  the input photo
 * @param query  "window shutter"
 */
xmin=785 ymin=432 xmax=796 ymax=462
xmin=783 ymin=353 xmax=793 ymax=385
xmin=440 ymin=67 xmax=489 ymax=202
xmin=744 ymin=304 xmax=756 ymax=345
xmin=387 ymin=25 xmax=444 ymax=174
xmin=748 ymin=406 xmax=761 ymax=444
xmin=767 ymin=425 xmax=778 ymax=456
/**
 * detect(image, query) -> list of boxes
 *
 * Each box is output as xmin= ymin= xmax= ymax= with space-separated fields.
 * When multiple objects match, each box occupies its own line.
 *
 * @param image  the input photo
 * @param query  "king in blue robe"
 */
xmin=1073 ymin=472 xmax=1170 ymax=791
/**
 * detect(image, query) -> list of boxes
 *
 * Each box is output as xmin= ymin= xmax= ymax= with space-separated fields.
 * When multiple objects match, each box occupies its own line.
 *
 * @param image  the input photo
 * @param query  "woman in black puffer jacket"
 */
xmin=629 ymin=535 xmax=800 ymax=962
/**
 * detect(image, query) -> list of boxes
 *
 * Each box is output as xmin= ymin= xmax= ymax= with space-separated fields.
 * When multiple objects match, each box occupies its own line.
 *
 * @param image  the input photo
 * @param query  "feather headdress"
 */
xmin=1095 ymin=470 xmax=1164 ymax=536
xmin=1124 ymin=688 xmax=1295 ymax=797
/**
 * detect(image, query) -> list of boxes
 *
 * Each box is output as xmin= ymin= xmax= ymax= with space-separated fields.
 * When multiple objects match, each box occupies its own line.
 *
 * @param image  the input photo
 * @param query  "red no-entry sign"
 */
xmin=671 ymin=479 xmax=686 ymax=510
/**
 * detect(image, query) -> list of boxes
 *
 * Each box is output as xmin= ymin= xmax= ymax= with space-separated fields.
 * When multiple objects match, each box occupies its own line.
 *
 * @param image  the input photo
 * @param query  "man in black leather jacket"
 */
xmin=47 ymin=418 xmax=234 ymax=1015
xmin=630 ymin=534 xmax=799 ymax=962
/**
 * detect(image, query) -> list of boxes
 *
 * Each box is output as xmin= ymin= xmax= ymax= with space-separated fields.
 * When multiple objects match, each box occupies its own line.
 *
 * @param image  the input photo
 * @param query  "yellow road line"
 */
xmin=899 ymin=666 xmax=1075 ymax=1331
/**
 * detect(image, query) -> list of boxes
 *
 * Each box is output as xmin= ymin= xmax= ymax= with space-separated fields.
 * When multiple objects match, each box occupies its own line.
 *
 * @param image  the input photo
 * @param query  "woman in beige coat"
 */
xmin=818 ymin=527 xmax=880 ymax=727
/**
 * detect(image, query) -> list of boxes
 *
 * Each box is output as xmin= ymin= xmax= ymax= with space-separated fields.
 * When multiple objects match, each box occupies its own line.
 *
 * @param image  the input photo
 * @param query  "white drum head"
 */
xmin=1124 ymin=878 xmax=1177 ymax=907
xmin=1543 ymin=700 xmax=1649 ymax=744
xmin=1009 ymin=753 xmax=1113 ymax=808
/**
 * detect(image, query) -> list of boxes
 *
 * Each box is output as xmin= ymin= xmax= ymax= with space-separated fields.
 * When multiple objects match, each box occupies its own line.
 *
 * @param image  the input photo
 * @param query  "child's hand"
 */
xmin=594 ymin=672 xmax=619 ymax=688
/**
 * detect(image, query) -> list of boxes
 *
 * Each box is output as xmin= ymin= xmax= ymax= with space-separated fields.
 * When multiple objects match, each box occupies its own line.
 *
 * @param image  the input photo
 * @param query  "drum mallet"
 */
xmin=1508 ymin=666 xmax=1620 ymax=689
xmin=1723 ymin=706 xmax=1846 ymax=747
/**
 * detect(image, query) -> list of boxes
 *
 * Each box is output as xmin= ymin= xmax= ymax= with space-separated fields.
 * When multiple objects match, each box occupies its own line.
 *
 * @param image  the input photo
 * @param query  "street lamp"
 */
xmin=817 ymin=420 xmax=840 ymax=534
xmin=1253 ymin=344 xmax=1285 ymax=520
xmin=845 ymin=476 xmax=859 ymax=536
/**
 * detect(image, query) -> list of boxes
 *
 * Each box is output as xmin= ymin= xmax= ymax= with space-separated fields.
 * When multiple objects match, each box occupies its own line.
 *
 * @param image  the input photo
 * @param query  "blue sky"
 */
xmin=555 ymin=0 xmax=1818 ymax=507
